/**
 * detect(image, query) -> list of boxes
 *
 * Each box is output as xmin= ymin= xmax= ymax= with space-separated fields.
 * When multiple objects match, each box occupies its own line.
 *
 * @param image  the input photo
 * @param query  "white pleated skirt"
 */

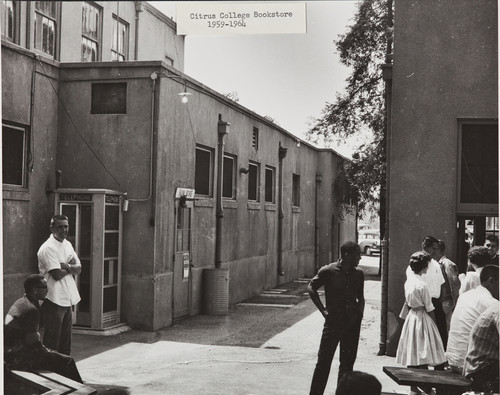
xmin=396 ymin=308 xmax=446 ymax=366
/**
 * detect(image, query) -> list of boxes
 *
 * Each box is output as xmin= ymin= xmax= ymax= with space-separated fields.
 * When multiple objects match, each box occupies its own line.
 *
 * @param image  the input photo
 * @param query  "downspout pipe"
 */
xmin=215 ymin=117 xmax=230 ymax=269
xmin=314 ymin=174 xmax=323 ymax=273
xmin=134 ymin=2 xmax=142 ymax=60
xmin=277 ymin=142 xmax=288 ymax=277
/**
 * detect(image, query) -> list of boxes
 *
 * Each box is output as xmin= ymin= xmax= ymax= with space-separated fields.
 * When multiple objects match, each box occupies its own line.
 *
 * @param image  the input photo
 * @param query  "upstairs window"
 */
xmin=222 ymin=154 xmax=236 ymax=199
xmin=111 ymin=15 xmax=129 ymax=61
xmin=2 ymin=122 xmax=28 ymax=188
xmin=1 ymin=0 xmax=18 ymax=42
xmin=248 ymin=162 xmax=260 ymax=201
xmin=82 ymin=2 xmax=101 ymax=62
xmin=195 ymin=146 xmax=213 ymax=197
xmin=292 ymin=173 xmax=300 ymax=206
xmin=34 ymin=1 xmax=58 ymax=58
xmin=265 ymin=166 xmax=276 ymax=203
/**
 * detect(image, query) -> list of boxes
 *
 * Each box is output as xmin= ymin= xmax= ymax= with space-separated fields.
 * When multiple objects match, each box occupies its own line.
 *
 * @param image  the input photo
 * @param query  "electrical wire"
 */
xmin=37 ymin=58 xmax=121 ymax=187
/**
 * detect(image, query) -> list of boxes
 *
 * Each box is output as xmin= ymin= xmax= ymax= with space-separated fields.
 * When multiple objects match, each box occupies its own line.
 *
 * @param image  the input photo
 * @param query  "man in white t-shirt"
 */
xmin=446 ymin=265 xmax=499 ymax=374
xmin=406 ymin=236 xmax=446 ymax=350
xmin=38 ymin=215 xmax=81 ymax=355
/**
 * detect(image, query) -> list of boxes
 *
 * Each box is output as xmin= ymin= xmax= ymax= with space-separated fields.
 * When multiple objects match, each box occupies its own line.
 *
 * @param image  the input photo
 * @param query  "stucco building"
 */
xmin=384 ymin=0 xmax=498 ymax=351
xmin=2 ymin=1 xmax=356 ymax=331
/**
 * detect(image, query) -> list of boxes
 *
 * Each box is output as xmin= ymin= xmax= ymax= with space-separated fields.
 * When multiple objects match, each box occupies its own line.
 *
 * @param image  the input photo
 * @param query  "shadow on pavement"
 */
xmin=85 ymin=383 xmax=130 ymax=394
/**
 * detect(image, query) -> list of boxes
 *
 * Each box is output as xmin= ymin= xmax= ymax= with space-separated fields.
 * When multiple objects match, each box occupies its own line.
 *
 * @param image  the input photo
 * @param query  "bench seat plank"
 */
xmin=9 ymin=370 xmax=72 ymax=394
xmin=383 ymin=366 xmax=472 ymax=389
xmin=37 ymin=371 xmax=97 ymax=395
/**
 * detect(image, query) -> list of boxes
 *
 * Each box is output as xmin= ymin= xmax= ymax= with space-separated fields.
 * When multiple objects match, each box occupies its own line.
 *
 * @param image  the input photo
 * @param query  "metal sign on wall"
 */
xmin=175 ymin=188 xmax=195 ymax=199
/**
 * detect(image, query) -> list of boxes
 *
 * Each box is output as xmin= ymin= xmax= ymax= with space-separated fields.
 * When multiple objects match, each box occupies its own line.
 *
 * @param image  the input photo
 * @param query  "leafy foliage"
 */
xmin=308 ymin=0 xmax=392 ymax=216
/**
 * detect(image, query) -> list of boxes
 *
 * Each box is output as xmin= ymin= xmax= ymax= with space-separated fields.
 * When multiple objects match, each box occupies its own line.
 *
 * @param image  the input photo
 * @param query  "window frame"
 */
xmin=456 ymin=118 xmax=498 ymax=215
xmin=111 ymin=14 xmax=129 ymax=61
xmin=2 ymin=121 xmax=29 ymax=190
xmin=81 ymin=1 xmax=102 ymax=62
xmin=1 ymin=0 xmax=20 ymax=43
xmin=194 ymin=145 xmax=214 ymax=198
xmin=252 ymin=127 xmax=259 ymax=151
xmin=247 ymin=161 xmax=260 ymax=202
xmin=222 ymin=153 xmax=237 ymax=200
xmin=264 ymin=165 xmax=276 ymax=203
xmin=34 ymin=1 xmax=59 ymax=59
xmin=292 ymin=173 xmax=300 ymax=207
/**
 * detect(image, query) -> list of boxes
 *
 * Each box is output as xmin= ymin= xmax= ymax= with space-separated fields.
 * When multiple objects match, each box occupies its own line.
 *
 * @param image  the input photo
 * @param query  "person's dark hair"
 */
xmin=480 ymin=264 xmax=499 ymax=283
xmin=24 ymin=274 xmax=45 ymax=293
xmin=50 ymin=214 xmax=68 ymax=226
xmin=468 ymin=246 xmax=491 ymax=268
xmin=335 ymin=371 xmax=382 ymax=395
xmin=422 ymin=236 xmax=439 ymax=250
xmin=486 ymin=235 xmax=499 ymax=245
xmin=340 ymin=241 xmax=360 ymax=258
xmin=438 ymin=239 xmax=446 ymax=254
xmin=409 ymin=251 xmax=431 ymax=274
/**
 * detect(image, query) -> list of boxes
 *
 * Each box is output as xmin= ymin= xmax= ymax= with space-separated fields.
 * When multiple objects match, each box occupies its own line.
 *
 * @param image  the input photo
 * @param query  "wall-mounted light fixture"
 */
xmin=239 ymin=167 xmax=249 ymax=174
xmin=296 ymin=139 xmax=301 ymax=147
xmin=150 ymin=71 xmax=191 ymax=104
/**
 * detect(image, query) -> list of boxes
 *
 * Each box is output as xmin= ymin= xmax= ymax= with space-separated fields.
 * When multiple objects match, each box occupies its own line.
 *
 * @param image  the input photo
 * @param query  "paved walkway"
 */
xmin=72 ymin=257 xmax=407 ymax=394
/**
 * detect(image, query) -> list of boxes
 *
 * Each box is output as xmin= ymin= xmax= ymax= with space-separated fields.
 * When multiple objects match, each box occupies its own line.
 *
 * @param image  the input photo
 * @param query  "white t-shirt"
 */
xmin=446 ymin=285 xmax=497 ymax=369
xmin=38 ymin=234 xmax=81 ymax=307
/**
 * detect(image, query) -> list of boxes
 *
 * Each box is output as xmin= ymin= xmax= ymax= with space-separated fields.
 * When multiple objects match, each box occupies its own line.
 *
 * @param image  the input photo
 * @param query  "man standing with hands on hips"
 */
xmin=308 ymin=241 xmax=365 ymax=395
xmin=38 ymin=214 xmax=81 ymax=356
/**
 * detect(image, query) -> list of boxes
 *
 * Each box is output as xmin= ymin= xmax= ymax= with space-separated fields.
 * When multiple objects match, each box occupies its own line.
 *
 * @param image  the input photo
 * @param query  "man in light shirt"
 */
xmin=38 ymin=215 xmax=81 ymax=355
xmin=406 ymin=236 xmax=446 ymax=349
xmin=446 ymin=265 xmax=499 ymax=374
xmin=459 ymin=246 xmax=491 ymax=295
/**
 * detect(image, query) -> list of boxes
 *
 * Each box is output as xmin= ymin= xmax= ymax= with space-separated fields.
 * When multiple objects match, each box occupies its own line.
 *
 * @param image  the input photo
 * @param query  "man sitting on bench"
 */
xmin=4 ymin=274 xmax=83 ymax=383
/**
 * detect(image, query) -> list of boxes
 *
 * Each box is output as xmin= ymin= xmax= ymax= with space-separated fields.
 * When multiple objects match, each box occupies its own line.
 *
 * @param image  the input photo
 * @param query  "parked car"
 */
xmin=358 ymin=230 xmax=381 ymax=255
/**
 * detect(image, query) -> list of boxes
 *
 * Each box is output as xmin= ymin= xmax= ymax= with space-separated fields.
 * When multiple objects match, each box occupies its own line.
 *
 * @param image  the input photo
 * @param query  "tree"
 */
xmin=307 ymin=0 xmax=393 ymax=217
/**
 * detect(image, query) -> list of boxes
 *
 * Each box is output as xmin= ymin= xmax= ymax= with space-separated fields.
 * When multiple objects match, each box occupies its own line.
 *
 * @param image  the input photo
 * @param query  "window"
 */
xmin=458 ymin=120 xmax=498 ymax=213
xmin=82 ymin=2 xmax=101 ymax=62
xmin=111 ymin=15 xmax=129 ymax=61
xmin=292 ymin=173 xmax=300 ymax=206
xmin=2 ymin=122 xmax=28 ymax=187
xmin=34 ymin=1 xmax=58 ymax=58
xmin=248 ymin=162 xmax=260 ymax=201
xmin=265 ymin=166 xmax=276 ymax=203
xmin=1 ymin=0 xmax=17 ymax=42
xmin=91 ymin=83 xmax=127 ymax=114
xmin=195 ymin=146 xmax=213 ymax=196
xmin=252 ymin=127 xmax=259 ymax=150
xmin=222 ymin=154 xmax=236 ymax=199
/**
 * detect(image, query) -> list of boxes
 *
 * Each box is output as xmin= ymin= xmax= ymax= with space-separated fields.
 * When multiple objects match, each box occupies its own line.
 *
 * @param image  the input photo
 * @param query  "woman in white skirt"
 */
xmin=396 ymin=251 xmax=446 ymax=395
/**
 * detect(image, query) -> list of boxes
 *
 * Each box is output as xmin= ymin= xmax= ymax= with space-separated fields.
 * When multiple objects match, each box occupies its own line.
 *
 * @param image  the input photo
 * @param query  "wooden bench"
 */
xmin=383 ymin=366 xmax=473 ymax=395
xmin=5 ymin=368 xmax=97 ymax=394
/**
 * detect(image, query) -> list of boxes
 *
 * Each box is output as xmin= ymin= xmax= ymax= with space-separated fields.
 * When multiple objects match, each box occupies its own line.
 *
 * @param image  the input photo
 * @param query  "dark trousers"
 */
xmin=5 ymin=342 xmax=83 ymax=383
xmin=309 ymin=313 xmax=362 ymax=395
xmin=41 ymin=299 xmax=73 ymax=356
xmin=431 ymin=297 xmax=447 ymax=351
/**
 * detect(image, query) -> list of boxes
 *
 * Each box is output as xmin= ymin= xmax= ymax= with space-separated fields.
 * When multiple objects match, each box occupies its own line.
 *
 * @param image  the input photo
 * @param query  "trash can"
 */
xmin=203 ymin=268 xmax=229 ymax=315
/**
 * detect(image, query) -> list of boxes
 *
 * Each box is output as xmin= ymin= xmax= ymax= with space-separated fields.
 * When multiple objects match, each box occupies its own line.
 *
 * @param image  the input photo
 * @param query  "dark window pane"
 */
xmin=265 ymin=167 xmax=274 ymax=203
xmin=105 ymin=205 xmax=119 ymax=230
xmin=222 ymin=156 xmax=234 ymax=198
xmin=80 ymin=204 xmax=92 ymax=256
xmin=460 ymin=124 xmax=498 ymax=204
xmin=61 ymin=205 xmax=77 ymax=246
xmin=104 ymin=233 xmax=119 ymax=257
xmin=195 ymin=148 xmax=211 ymax=195
xmin=2 ymin=125 xmax=25 ymax=186
xmin=248 ymin=163 xmax=258 ymax=201
xmin=292 ymin=174 xmax=300 ymax=206
xmin=103 ymin=286 xmax=117 ymax=313
xmin=78 ymin=259 xmax=91 ymax=313
xmin=91 ymin=83 xmax=127 ymax=114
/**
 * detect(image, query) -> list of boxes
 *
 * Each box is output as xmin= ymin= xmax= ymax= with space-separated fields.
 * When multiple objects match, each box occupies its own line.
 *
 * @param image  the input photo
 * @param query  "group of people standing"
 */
xmin=4 ymin=215 xmax=84 ymax=383
xmin=396 ymin=235 xmax=499 ymax=394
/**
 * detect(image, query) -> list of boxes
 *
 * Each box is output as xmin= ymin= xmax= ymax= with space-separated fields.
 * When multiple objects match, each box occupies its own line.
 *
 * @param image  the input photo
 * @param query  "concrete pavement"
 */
xmin=72 ymin=256 xmax=407 ymax=394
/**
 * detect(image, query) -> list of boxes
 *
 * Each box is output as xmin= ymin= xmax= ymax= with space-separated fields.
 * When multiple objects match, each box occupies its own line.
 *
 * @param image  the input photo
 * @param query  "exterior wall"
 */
xmin=387 ymin=0 xmax=498 ymax=346
xmin=2 ymin=42 xmax=61 ymax=312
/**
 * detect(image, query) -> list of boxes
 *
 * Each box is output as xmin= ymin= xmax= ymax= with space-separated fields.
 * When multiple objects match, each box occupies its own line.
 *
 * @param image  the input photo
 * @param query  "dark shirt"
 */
xmin=4 ymin=296 xmax=40 ymax=352
xmin=490 ymin=255 xmax=499 ymax=266
xmin=309 ymin=260 xmax=364 ymax=315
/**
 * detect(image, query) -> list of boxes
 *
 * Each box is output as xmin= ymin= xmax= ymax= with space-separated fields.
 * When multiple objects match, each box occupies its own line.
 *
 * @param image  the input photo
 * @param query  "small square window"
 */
xmin=91 ymin=83 xmax=127 ymax=114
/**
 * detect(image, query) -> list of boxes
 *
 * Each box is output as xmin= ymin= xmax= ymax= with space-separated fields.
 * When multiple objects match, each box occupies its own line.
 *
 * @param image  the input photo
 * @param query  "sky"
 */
xmin=149 ymin=1 xmax=360 ymax=157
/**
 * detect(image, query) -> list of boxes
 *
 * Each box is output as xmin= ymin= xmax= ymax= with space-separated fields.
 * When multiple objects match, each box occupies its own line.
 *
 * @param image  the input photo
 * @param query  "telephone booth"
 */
xmin=53 ymin=189 xmax=123 ymax=330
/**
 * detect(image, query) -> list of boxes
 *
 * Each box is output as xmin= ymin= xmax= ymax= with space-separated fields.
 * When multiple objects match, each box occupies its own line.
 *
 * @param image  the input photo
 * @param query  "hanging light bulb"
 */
xmin=178 ymin=85 xmax=192 ymax=104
